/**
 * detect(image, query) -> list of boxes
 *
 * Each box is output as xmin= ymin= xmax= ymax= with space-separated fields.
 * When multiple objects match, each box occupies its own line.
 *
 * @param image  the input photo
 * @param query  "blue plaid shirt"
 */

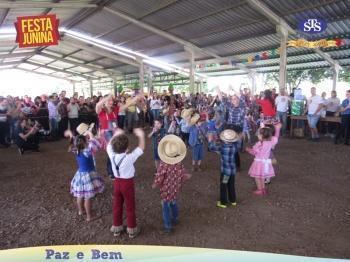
xmin=226 ymin=97 xmax=246 ymax=126
xmin=208 ymin=142 xmax=237 ymax=176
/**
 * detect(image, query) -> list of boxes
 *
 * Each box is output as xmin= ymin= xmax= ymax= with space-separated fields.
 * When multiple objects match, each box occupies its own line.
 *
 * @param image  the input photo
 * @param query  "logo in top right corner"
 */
xmin=298 ymin=18 xmax=327 ymax=34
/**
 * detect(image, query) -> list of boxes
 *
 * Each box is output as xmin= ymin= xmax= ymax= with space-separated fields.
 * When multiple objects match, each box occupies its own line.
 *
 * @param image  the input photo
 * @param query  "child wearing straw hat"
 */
xmin=64 ymin=124 xmax=104 ymax=222
xmin=152 ymin=135 xmax=191 ymax=233
xmin=188 ymin=113 xmax=206 ymax=171
xmin=208 ymin=129 xmax=240 ymax=208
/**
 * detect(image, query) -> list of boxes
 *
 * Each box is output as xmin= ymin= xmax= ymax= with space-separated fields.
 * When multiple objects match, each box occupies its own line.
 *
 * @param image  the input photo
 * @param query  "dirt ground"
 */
xmin=0 ymin=130 xmax=349 ymax=259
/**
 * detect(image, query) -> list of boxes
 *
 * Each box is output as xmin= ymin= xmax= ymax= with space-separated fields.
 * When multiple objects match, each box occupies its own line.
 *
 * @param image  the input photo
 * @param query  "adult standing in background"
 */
xmin=275 ymin=88 xmax=291 ymax=136
xmin=150 ymin=92 xmax=162 ymax=126
xmin=96 ymin=94 xmax=140 ymax=177
xmin=48 ymin=94 xmax=59 ymax=139
xmin=306 ymin=87 xmax=325 ymax=142
xmin=67 ymin=97 xmax=80 ymax=135
xmin=325 ymin=91 xmax=340 ymax=137
xmin=334 ymin=90 xmax=350 ymax=145
xmin=58 ymin=97 xmax=69 ymax=138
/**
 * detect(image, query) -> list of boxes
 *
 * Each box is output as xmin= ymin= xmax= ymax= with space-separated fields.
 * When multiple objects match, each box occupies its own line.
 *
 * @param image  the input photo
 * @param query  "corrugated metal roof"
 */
xmin=0 ymin=0 xmax=349 ymax=79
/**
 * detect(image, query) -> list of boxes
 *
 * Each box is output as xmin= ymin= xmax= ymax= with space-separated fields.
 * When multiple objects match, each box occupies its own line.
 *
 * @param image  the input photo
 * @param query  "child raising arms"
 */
xmin=65 ymin=128 xmax=104 ymax=222
xmin=246 ymin=123 xmax=281 ymax=196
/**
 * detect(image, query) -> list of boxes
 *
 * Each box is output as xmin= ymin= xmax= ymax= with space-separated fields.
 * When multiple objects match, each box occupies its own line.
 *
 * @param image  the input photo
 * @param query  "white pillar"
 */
xmin=249 ymin=72 xmax=257 ymax=95
xmin=277 ymin=25 xmax=288 ymax=90
xmin=186 ymin=48 xmax=195 ymax=94
xmin=72 ymin=81 xmax=76 ymax=95
xmin=89 ymin=80 xmax=93 ymax=97
xmin=139 ymin=59 xmax=144 ymax=93
xmin=148 ymin=67 xmax=153 ymax=94
xmin=332 ymin=64 xmax=340 ymax=91
xmin=200 ymin=79 xmax=204 ymax=93
xmin=111 ymin=78 xmax=115 ymax=95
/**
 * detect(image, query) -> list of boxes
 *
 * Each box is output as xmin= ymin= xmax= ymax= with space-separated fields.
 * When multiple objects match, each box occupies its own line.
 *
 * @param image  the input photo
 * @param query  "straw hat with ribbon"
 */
xmin=158 ymin=135 xmax=187 ymax=165
xmin=219 ymin=129 xmax=239 ymax=143
xmin=76 ymin=123 xmax=95 ymax=136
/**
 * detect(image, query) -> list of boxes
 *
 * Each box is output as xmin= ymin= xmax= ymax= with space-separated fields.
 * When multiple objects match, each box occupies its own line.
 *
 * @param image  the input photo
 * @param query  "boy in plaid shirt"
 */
xmin=208 ymin=129 xmax=239 ymax=208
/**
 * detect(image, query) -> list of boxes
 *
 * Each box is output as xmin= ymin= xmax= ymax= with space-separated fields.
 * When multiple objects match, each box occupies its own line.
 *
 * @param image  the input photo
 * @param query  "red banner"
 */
xmin=14 ymin=14 xmax=60 ymax=48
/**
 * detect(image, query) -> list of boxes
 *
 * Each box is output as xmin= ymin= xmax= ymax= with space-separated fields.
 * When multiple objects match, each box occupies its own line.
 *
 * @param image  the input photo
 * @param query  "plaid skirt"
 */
xmin=70 ymin=171 xmax=104 ymax=199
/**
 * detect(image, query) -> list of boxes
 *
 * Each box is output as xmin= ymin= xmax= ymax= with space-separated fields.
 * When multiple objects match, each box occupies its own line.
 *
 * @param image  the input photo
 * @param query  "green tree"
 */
xmin=339 ymin=67 xmax=350 ymax=83
xmin=263 ymin=71 xmax=309 ymax=94
xmin=308 ymin=68 xmax=331 ymax=84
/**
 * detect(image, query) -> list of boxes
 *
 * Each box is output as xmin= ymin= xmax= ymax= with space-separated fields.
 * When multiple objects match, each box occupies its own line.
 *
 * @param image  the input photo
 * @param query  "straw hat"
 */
xmin=158 ymin=135 xmax=187 ymax=165
xmin=190 ymin=113 xmax=200 ymax=125
xmin=181 ymin=108 xmax=193 ymax=119
xmin=76 ymin=123 xmax=95 ymax=136
xmin=220 ymin=129 xmax=239 ymax=143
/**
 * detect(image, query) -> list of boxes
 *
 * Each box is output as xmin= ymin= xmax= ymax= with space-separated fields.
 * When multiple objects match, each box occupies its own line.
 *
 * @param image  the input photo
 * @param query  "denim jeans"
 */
xmin=151 ymin=109 xmax=160 ymax=124
xmin=161 ymin=200 xmax=178 ymax=230
xmin=50 ymin=118 xmax=58 ymax=138
xmin=277 ymin=111 xmax=287 ymax=135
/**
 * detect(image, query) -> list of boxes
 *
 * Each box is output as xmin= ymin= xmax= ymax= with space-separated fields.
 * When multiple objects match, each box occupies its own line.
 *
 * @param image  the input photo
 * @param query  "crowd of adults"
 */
xmin=0 ymin=85 xmax=349 ymax=155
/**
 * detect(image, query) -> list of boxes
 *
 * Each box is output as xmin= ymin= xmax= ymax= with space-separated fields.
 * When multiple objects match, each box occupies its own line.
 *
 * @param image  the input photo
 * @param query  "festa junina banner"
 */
xmin=0 ymin=245 xmax=348 ymax=262
xmin=287 ymin=39 xmax=338 ymax=48
xmin=14 ymin=14 xmax=60 ymax=48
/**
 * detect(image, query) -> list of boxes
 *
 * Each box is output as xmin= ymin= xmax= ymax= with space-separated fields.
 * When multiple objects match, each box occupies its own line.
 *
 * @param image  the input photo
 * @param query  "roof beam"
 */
xmin=62 ymin=38 xmax=139 ymax=67
xmin=103 ymin=7 xmax=253 ymax=74
xmin=96 ymin=0 xmax=179 ymax=39
xmin=246 ymin=0 xmax=340 ymax=68
xmin=103 ymin=6 xmax=221 ymax=59
xmin=24 ymin=61 xmax=93 ymax=80
xmin=119 ymin=1 xmax=248 ymax=47
xmin=0 ymin=52 xmax=37 ymax=60
xmin=0 ymin=2 xmax=97 ymax=8
xmin=0 ymin=61 xmax=21 ymax=67
xmin=38 ymin=52 xmax=121 ymax=76
xmin=16 ymin=67 xmax=80 ymax=82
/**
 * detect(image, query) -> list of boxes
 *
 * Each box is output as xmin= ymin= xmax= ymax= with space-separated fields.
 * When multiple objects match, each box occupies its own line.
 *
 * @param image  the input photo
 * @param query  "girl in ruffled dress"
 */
xmin=246 ymin=123 xmax=281 ymax=196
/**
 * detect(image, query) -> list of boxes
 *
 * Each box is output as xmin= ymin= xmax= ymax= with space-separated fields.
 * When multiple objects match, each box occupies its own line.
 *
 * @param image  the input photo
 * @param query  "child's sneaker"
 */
xmin=191 ymin=165 xmax=197 ymax=172
xmin=216 ymin=201 xmax=227 ymax=208
xmin=264 ymin=178 xmax=271 ymax=184
xmin=110 ymin=225 xmax=123 ymax=237
xmin=231 ymin=202 xmax=237 ymax=207
xmin=128 ymin=227 xmax=141 ymax=239
xmin=197 ymin=166 xmax=202 ymax=172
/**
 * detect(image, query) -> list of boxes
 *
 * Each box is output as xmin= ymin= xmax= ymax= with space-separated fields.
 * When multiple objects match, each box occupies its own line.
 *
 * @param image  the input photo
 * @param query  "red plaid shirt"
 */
xmin=154 ymin=161 xmax=186 ymax=201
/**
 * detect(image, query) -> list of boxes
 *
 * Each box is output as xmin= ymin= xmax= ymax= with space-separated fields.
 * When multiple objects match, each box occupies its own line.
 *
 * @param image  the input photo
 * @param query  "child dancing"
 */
xmin=65 ymin=127 xmax=104 ymax=222
xmin=246 ymin=123 xmax=281 ymax=195
xmin=208 ymin=129 xmax=239 ymax=208
xmin=152 ymin=135 xmax=191 ymax=233
xmin=107 ymin=128 xmax=145 ymax=238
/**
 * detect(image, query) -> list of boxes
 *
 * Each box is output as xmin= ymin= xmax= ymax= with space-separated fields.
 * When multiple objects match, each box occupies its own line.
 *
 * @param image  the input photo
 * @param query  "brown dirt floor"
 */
xmin=0 ymin=130 xmax=349 ymax=259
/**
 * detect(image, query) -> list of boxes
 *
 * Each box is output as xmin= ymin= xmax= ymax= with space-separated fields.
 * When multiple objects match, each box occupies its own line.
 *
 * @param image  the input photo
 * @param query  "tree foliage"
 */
xmin=263 ymin=67 xmax=350 ymax=94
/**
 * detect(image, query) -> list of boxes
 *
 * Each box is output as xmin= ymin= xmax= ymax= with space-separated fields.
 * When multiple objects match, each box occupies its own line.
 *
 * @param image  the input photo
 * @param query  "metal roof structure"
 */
xmin=0 ymin=0 xmax=349 ymax=83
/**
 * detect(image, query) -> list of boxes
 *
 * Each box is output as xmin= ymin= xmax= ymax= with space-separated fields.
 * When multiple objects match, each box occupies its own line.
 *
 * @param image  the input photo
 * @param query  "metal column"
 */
xmin=332 ymin=64 xmax=340 ymax=91
xmin=249 ymin=72 xmax=257 ymax=95
xmin=187 ymin=48 xmax=195 ymax=94
xmin=148 ymin=67 xmax=153 ymax=94
xmin=139 ymin=59 xmax=144 ymax=93
xmin=89 ymin=80 xmax=93 ymax=97
xmin=277 ymin=25 xmax=288 ymax=90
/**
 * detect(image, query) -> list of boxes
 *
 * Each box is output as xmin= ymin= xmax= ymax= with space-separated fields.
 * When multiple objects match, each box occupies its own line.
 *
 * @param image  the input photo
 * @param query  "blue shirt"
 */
xmin=341 ymin=99 xmax=350 ymax=115
xmin=208 ymin=142 xmax=238 ymax=176
xmin=189 ymin=125 xmax=205 ymax=147
xmin=76 ymin=149 xmax=95 ymax=172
